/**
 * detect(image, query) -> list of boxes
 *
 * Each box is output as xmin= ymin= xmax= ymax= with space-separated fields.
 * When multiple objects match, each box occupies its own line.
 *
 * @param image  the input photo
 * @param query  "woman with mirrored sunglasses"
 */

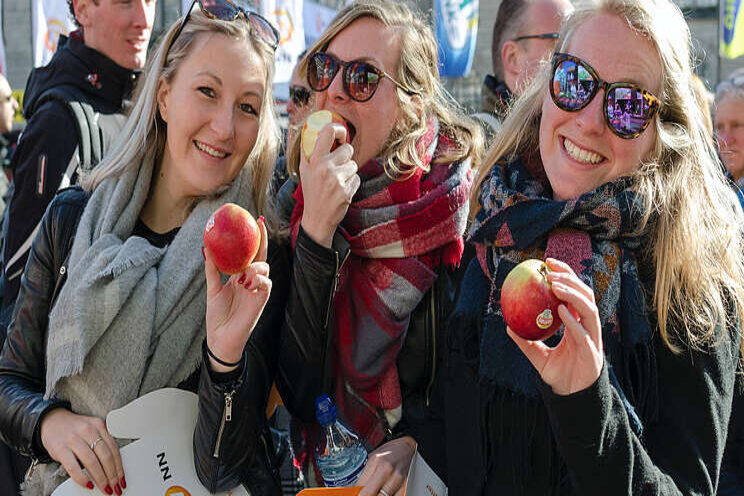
xmin=442 ymin=0 xmax=744 ymax=494
xmin=0 ymin=7 xmax=289 ymax=496
xmin=271 ymin=0 xmax=483 ymax=494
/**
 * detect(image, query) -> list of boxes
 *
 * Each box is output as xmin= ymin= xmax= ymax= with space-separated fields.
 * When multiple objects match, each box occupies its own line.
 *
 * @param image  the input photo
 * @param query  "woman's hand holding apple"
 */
xmin=204 ymin=217 xmax=271 ymax=373
xmin=299 ymin=119 xmax=360 ymax=248
xmin=507 ymin=258 xmax=604 ymax=395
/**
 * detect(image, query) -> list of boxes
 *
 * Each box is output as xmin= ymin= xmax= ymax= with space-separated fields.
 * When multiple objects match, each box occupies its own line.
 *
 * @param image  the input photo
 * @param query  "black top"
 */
xmin=443 ymin=253 xmax=741 ymax=495
xmin=132 ymin=218 xmax=180 ymax=249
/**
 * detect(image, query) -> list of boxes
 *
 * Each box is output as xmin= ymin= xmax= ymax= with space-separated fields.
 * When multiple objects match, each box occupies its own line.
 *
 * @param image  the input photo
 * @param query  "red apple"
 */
xmin=500 ymin=259 xmax=563 ymax=341
xmin=301 ymin=110 xmax=350 ymax=160
xmin=203 ymin=203 xmax=261 ymax=275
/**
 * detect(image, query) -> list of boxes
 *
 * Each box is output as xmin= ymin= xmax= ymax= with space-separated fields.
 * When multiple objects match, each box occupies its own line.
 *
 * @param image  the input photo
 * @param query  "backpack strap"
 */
xmin=34 ymin=85 xmax=103 ymax=175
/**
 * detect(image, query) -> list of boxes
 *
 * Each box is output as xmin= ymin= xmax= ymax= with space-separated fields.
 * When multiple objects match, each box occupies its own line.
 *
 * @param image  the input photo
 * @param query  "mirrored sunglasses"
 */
xmin=307 ymin=52 xmax=416 ymax=103
xmin=550 ymin=53 xmax=660 ymax=139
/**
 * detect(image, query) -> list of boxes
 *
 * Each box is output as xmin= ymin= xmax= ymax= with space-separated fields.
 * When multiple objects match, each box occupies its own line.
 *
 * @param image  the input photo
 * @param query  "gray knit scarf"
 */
xmin=24 ymin=157 xmax=255 ymax=495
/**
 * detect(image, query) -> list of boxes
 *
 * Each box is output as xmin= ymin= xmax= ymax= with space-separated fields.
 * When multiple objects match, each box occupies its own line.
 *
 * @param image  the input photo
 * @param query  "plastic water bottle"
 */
xmin=315 ymin=394 xmax=368 ymax=487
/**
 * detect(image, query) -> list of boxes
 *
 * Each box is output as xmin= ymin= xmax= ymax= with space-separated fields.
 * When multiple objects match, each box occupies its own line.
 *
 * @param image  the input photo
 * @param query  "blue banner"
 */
xmin=435 ymin=0 xmax=479 ymax=78
xmin=721 ymin=0 xmax=744 ymax=59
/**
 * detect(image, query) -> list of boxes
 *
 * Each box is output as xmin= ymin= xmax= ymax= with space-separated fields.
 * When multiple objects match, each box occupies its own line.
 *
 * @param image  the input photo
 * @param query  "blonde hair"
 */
xmin=83 ymin=10 xmax=281 ymax=224
xmin=473 ymin=0 xmax=744 ymax=356
xmin=288 ymin=0 xmax=483 ymax=180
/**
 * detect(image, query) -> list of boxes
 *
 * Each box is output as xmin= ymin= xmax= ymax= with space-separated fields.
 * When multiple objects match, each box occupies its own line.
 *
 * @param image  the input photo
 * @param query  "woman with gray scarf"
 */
xmin=0 ymin=5 xmax=287 ymax=496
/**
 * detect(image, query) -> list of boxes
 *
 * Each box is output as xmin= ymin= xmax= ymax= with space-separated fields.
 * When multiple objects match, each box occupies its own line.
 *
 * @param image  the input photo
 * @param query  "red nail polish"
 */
xmin=245 ymin=282 xmax=252 ymax=290
xmin=258 ymin=215 xmax=265 ymax=224
xmin=86 ymin=481 xmax=94 ymax=490
xmin=201 ymin=247 xmax=206 ymax=260
xmin=238 ymin=274 xmax=246 ymax=284
xmin=121 ymin=477 xmax=127 ymax=489
xmin=115 ymin=484 xmax=122 ymax=495
xmin=105 ymin=485 xmax=113 ymax=495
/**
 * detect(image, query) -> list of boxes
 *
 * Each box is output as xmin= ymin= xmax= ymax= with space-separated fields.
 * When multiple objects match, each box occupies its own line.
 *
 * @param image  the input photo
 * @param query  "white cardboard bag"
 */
xmin=52 ymin=388 xmax=249 ymax=496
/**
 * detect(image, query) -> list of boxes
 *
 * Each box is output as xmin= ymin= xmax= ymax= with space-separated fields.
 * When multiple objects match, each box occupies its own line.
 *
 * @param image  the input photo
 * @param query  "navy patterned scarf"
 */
xmin=467 ymin=153 xmax=657 ymax=424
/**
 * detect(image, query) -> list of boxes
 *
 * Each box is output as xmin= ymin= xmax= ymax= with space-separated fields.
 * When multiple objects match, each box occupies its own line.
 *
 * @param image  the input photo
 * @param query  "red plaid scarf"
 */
xmin=291 ymin=119 xmax=472 ymax=447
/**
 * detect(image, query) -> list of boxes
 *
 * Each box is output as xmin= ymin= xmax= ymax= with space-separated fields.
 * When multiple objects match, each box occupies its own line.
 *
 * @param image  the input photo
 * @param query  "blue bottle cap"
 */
xmin=315 ymin=394 xmax=337 ymax=426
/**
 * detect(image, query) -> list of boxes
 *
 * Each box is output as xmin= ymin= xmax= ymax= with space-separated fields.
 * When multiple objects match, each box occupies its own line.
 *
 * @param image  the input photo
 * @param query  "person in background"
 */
xmin=0 ymin=5 xmax=288 ymax=495
xmin=0 ymin=0 xmax=156 ymax=336
xmin=272 ymin=51 xmax=313 ymax=223
xmin=445 ymin=0 xmax=744 ymax=493
xmin=715 ymin=67 xmax=744 ymax=496
xmin=0 ymin=73 xmax=19 ymax=213
xmin=474 ymin=0 xmax=572 ymax=138
xmin=715 ymin=70 xmax=744 ymax=188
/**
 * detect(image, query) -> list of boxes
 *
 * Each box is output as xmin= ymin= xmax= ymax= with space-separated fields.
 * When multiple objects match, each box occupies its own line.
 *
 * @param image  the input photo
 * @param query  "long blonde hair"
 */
xmin=473 ymin=0 xmax=744 ymax=356
xmin=288 ymin=0 xmax=483 ymax=180
xmin=82 ymin=10 xmax=280 ymax=222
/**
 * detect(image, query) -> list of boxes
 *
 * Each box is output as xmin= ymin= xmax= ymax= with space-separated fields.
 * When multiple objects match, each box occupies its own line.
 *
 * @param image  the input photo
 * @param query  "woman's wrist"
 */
xmin=205 ymin=343 xmax=242 ymax=373
xmin=300 ymin=217 xmax=334 ymax=248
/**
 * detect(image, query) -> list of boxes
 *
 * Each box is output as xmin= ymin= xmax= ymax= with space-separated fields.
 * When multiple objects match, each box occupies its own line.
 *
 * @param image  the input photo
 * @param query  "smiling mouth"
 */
xmin=195 ymin=140 xmax=229 ymax=159
xmin=563 ymin=138 xmax=605 ymax=165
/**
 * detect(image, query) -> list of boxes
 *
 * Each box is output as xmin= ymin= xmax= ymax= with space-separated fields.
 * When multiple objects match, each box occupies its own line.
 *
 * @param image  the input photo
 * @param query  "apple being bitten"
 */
xmin=203 ymin=203 xmax=261 ymax=275
xmin=301 ymin=110 xmax=351 ymax=160
xmin=500 ymin=259 xmax=563 ymax=341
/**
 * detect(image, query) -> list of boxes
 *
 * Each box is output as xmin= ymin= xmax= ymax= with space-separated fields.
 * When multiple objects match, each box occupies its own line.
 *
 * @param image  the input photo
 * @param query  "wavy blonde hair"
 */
xmin=82 ymin=10 xmax=280 ymax=225
xmin=287 ymin=0 xmax=483 ymax=180
xmin=473 ymin=0 xmax=744 ymax=356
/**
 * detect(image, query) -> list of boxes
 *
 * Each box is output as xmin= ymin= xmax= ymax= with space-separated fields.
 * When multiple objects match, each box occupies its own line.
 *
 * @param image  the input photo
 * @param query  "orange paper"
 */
xmin=296 ymin=487 xmax=362 ymax=496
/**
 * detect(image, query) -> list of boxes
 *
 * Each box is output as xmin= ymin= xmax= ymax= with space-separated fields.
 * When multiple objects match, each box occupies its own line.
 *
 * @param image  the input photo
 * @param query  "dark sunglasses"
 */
xmin=513 ymin=32 xmax=559 ymax=42
xmin=289 ymin=85 xmax=311 ymax=106
xmin=169 ymin=0 xmax=280 ymax=54
xmin=307 ymin=52 xmax=417 ymax=103
xmin=550 ymin=53 xmax=660 ymax=139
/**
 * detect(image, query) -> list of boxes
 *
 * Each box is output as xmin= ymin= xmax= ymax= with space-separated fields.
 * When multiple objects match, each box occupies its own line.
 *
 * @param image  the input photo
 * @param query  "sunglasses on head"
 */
xmin=289 ymin=85 xmax=311 ymax=106
xmin=169 ymin=0 xmax=280 ymax=54
xmin=550 ymin=53 xmax=661 ymax=139
xmin=307 ymin=52 xmax=417 ymax=103
xmin=513 ymin=32 xmax=559 ymax=42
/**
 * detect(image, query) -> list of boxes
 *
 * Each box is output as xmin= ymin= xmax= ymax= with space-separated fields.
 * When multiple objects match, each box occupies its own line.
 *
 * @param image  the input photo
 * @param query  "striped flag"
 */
xmin=721 ymin=0 xmax=744 ymax=59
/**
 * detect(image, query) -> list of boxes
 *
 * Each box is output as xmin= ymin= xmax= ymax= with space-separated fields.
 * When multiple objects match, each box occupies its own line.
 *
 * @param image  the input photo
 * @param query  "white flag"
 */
xmin=32 ymin=0 xmax=76 ymax=68
xmin=260 ymin=0 xmax=305 ymax=85
xmin=0 ymin=0 xmax=6 ymax=74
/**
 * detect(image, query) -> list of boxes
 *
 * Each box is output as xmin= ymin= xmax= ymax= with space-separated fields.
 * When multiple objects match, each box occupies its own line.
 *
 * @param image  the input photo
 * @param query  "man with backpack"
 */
xmin=0 ymin=0 xmax=156 ymax=328
xmin=0 ymin=1 xmax=155 ymax=492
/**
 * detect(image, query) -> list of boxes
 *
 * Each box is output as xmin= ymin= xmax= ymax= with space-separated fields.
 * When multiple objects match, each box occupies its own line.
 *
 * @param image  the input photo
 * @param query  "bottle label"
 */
xmin=321 ymin=458 xmax=367 ymax=488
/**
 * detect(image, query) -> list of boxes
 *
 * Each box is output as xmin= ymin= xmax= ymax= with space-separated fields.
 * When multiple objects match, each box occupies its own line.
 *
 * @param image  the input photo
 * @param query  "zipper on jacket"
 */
xmin=323 ymin=248 xmax=350 ymax=329
xmin=212 ymin=389 xmax=235 ymax=458
xmin=25 ymin=458 xmax=39 ymax=481
xmin=425 ymin=288 xmax=437 ymax=408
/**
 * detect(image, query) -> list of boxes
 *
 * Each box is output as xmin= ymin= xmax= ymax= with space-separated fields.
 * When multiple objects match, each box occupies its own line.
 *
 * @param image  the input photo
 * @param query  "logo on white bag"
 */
xmin=165 ymin=486 xmax=191 ymax=496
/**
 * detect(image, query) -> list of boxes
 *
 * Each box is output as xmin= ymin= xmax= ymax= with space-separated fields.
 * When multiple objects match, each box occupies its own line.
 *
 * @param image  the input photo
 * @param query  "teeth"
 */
xmin=195 ymin=141 xmax=227 ymax=158
xmin=564 ymin=138 xmax=603 ymax=164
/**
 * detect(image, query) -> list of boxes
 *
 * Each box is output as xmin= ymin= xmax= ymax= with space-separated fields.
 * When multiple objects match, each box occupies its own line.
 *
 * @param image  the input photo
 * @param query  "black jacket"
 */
xmin=444 ymin=253 xmax=741 ymax=495
xmin=1 ymin=32 xmax=136 ymax=322
xmin=274 ymin=226 xmax=471 ymax=481
xmin=0 ymin=187 xmax=289 ymax=494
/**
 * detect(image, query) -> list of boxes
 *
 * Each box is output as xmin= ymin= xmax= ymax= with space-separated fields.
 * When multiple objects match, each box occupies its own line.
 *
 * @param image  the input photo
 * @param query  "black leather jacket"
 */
xmin=275 ymin=226 xmax=472 ymax=481
xmin=0 ymin=187 xmax=289 ymax=494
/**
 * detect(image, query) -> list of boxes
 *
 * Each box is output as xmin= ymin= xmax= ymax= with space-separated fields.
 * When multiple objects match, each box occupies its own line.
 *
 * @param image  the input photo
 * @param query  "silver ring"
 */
xmin=378 ymin=490 xmax=391 ymax=496
xmin=89 ymin=437 xmax=104 ymax=451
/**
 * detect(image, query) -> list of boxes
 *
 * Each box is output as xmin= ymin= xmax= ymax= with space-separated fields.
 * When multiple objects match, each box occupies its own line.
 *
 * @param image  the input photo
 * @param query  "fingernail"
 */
xmin=86 ymin=481 xmax=94 ymax=490
xmin=258 ymin=215 xmax=265 ymax=224
xmin=238 ymin=274 xmax=246 ymax=284
xmin=121 ymin=477 xmax=127 ymax=489
xmin=105 ymin=485 xmax=113 ymax=495
xmin=245 ymin=282 xmax=253 ymax=290
xmin=201 ymin=247 xmax=206 ymax=261
xmin=115 ymin=484 xmax=122 ymax=495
